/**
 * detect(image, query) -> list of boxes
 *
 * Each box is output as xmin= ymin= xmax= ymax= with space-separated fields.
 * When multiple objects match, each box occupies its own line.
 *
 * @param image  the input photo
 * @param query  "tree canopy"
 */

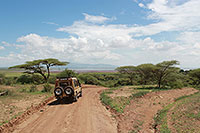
xmin=9 ymin=58 xmax=68 ymax=82
xmin=153 ymin=60 xmax=180 ymax=88
xmin=136 ymin=63 xmax=155 ymax=85
xmin=115 ymin=66 xmax=137 ymax=84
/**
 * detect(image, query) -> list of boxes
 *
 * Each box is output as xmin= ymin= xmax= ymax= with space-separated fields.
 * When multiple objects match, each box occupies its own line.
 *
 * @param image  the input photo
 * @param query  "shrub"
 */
xmin=17 ymin=74 xmax=32 ymax=84
xmin=57 ymin=69 xmax=77 ymax=78
xmin=42 ymin=83 xmax=52 ymax=92
xmin=17 ymin=74 xmax=44 ymax=84
xmin=0 ymin=73 xmax=5 ymax=84
xmin=114 ymin=78 xmax=131 ymax=86
xmin=0 ymin=89 xmax=13 ymax=96
xmin=5 ymin=77 xmax=17 ymax=85
xmin=31 ymin=74 xmax=44 ymax=84
xmin=48 ymin=75 xmax=56 ymax=84
xmin=29 ymin=85 xmax=38 ymax=92
xmin=78 ymin=74 xmax=102 ymax=85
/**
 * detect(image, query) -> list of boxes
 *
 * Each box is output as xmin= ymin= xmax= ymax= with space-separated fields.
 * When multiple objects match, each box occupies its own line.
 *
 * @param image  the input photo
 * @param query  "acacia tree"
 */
xmin=137 ymin=63 xmax=155 ymax=85
xmin=188 ymin=68 xmax=200 ymax=86
xmin=115 ymin=66 xmax=137 ymax=84
xmin=153 ymin=60 xmax=179 ymax=88
xmin=9 ymin=58 xmax=68 ymax=82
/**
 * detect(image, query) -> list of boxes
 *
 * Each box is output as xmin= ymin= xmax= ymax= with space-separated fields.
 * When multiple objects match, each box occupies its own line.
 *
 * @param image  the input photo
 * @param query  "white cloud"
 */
xmin=14 ymin=33 xmax=122 ymax=64
xmin=2 ymin=3 xmax=200 ymax=68
xmin=0 ymin=46 xmax=4 ymax=50
xmin=82 ymin=13 xmax=115 ymax=23
xmin=42 ymin=21 xmax=59 ymax=26
xmin=138 ymin=3 xmax=145 ymax=8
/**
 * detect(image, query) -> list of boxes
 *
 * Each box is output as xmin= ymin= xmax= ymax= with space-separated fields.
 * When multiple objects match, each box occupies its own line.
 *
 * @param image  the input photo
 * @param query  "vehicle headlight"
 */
xmin=55 ymin=88 xmax=62 ymax=96
xmin=65 ymin=88 xmax=72 ymax=95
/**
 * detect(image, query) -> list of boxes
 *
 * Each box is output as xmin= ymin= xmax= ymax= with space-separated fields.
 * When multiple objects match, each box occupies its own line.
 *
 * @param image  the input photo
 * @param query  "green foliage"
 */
xmin=4 ymin=77 xmax=17 ymax=85
xmin=19 ymin=85 xmax=38 ymax=93
xmin=9 ymin=58 xmax=68 ymax=82
xmin=154 ymin=103 xmax=173 ymax=133
xmin=189 ymin=68 xmax=200 ymax=87
xmin=116 ymin=66 xmax=138 ymax=85
xmin=154 ymin=92 xmax=200 ymax=132
xmin=57 ymin=69 xmax=77 ymax=78
xmin=29 ymin=85 xmax=38 ymax=92
xmin=16 ymin=74 xmax=44 ymax=84
xmin=0 ymin=73 xmax=5 ymax=84
xmin=154 ymin=60 xmax=180 ymax=88
xmin=42 ymin=83 xmax=53 ymax=92
xmin=130 ymin=91 xmax=149 ymax=98
xmin=48 ymin=75 xmax=57 ymax=84
xmin=100 ymin=91 xmax=130 ymax=113
xmin=115 ymin=78 xmax=132 ymax=86
xmin=16 ymin=74 xmax=33 ymax=84
xmin=0 ymin=89 xmax=13 ymax=96
xmin=31 ymin=74 xmax=44 ymax=84
xmin=100 ymin=87 xmax=150 ymax=113
xmin=162 ymin=72 xmax=184 ymax=89
xmin=136 ymin=63 xmax=155 ymax=85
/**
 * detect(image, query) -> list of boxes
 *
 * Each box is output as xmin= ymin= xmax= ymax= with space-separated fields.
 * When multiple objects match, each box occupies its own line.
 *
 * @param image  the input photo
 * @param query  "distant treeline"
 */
xmin=1 ymin=60 xmax=200 ymax=89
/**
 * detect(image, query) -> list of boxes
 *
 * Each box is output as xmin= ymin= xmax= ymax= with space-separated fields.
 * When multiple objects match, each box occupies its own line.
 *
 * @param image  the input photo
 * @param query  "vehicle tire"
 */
xmin=73 ymin=95 xmax=78 ymax=102
xmin=79 ymin=91 xmax=82 ymax=97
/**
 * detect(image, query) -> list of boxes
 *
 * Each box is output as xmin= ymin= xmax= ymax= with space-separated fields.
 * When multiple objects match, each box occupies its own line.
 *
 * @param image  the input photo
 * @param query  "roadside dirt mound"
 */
xmin=116 ymin=88 xmax=198 ymax=133
xmin=0 ymin=96 xmax=54 ymax=133
xmin=10 ymin=85 xmax=117 ymax=133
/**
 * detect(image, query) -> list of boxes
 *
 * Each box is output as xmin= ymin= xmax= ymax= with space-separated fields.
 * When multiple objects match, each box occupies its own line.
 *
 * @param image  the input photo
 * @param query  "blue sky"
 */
xmin=0 ymin=0 xmax=200 ymax=68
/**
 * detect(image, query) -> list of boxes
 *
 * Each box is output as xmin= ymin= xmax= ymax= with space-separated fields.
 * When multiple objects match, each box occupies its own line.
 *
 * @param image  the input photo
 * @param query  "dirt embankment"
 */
xmin=116 ymin=88 xmax=198 ymax=133
xmin=7 ymin=85 xmax=117 ymax=133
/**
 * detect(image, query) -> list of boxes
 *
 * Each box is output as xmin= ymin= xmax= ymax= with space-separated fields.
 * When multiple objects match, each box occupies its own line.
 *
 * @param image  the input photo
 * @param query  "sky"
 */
xmin=0 ymin=0 xmax=200 ymax=68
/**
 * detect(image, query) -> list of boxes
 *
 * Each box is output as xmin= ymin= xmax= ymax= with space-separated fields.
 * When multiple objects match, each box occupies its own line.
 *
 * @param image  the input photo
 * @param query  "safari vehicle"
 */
xmin=54 ymin=77 xmax=82 ymax=102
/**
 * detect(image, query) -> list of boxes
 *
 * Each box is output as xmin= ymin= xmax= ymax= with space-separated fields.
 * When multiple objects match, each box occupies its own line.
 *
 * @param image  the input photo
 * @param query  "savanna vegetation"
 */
xmin=0 ymin=59 xmax=200 ymax=131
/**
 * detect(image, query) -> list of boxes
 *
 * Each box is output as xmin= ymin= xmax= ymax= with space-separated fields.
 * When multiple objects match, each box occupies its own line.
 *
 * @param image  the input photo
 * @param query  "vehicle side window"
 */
xmin=73 ymin=79 xmax=78 ymax=87
xmin=77 ymin=80 xmax=81 ymax=87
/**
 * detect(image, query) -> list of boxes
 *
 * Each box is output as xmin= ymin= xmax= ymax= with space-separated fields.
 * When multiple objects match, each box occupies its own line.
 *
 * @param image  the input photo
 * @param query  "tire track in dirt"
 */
xmin=116 ymin=88 xmax=198 ymax=133
xmin=12 ymin=85 xmax=117 ymax=133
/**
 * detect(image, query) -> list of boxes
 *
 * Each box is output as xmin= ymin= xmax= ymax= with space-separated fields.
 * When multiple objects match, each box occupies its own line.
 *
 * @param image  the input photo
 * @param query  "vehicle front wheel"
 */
xmin=73 ymin=95 xmax=78 ymax=102
xmin=79 ymin=91 xmax=82 ymax=97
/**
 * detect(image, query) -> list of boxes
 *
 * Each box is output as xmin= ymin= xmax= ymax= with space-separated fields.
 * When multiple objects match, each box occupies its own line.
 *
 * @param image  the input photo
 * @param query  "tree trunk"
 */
xmin=158 ymin=80 xmax=161 ymax=88
xmin=46 ymin=65 xmax=50 ymax=81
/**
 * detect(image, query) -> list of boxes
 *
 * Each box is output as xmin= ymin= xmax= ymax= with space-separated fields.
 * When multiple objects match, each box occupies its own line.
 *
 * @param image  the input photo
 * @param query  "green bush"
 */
xmin=5 ymin=77 xmax=17 ymax=85
xmin=29 ymin=85 xmax=38 ymax=92
xmin=31 ymin=74 xmax=44 ymax=84
xmin=114 ymin=78 xmax=131 ymax=86
xmin=0 ymin=89 xmax=14 ymax=96
xmin=17 ymin=74 xmax=44 ymax=84
xmin=78 ymin=74 xmax=102 ymax=85
xmin=48 ymin=75 xmax=56 ymax=84
xmin=19 ymin=87 xmax=29 ymax=92
xmin=57 ymin=69 xmax=77 ymax=78
xmin=0 ymin=73 xmax=5 ymax=84
xmin=42 ymin=83 xmax=52 ymax=92
xmin=17 ymin=74 xmax=32 ymax=84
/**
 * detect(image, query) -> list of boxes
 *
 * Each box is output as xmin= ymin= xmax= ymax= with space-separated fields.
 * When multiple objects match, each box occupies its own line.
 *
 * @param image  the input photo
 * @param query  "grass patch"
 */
xmin=129 ymin=120 xmax=144 ymax=133
xmin=154 ymin=91 xmax=200 ymax=133
xmin=100 ymin=86 xmax=151 ymax=113
xmin=130 ymin=91 xmax=149 ymax=98
xmin=170 ymin=91 xmax=200 ymax=132
xmin=154 ymin=103 xmax=173 ymax=133
xmin=100 ymin=91 xmax=130 ymax=113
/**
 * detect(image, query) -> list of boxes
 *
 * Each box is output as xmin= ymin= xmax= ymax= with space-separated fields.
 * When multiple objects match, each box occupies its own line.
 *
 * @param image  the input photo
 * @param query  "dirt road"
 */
xmin=13 ymin=85 xmax=117 ymax=133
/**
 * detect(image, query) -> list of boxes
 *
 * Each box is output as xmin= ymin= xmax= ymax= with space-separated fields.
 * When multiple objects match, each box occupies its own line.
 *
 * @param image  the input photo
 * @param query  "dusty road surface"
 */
xmin=13 ymin=85 xmax=117 ymax=133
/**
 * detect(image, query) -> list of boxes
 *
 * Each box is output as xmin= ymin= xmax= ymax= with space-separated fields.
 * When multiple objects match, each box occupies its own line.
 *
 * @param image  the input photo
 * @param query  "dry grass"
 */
xmin=0 ymin=84 xmax=52 ymax=125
